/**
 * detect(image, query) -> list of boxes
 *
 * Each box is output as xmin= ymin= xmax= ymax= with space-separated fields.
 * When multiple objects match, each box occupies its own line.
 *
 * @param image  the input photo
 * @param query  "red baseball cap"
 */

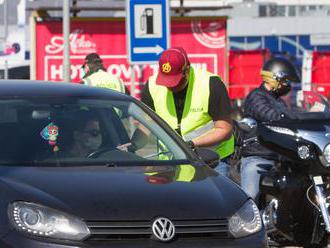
xmin=156 ymin=47 xmax=190 ymax=88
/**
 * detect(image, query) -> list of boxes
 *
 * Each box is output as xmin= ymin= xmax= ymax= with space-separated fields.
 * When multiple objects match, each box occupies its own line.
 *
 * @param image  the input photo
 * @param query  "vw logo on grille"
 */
xmin=152 ymin=217 xmax=175 ymax=242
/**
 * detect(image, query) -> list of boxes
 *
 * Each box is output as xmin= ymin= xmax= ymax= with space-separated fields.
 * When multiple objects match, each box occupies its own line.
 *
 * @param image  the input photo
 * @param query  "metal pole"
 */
xmin=72 ymin=0 xmax=78 ymax=17
xmin=63 ymin=0 xmax=71 ymax=82
xmin=130 ymin=65 xmax=135 ymax=97
xmin=278 ymin=36 xmax=282 ymax=52
xmin=4 ymin=0 xmax=8 ymax=39
xmin=4 ymin=0 xmax=8 ymax=79
xmin=129 ymin=65 xmax=136 ymax=134
xmin=4 ymin=60 xmax=8 ymax=80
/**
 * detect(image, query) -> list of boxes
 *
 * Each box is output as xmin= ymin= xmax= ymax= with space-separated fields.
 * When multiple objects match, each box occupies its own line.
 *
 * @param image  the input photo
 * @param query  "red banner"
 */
xmin=228 ymin=50 xmax=269 ymax=99
xmin=35 ymin=18 xmax=227 ymax=96
xmin=311 ymin=51 xmax=330 ymax=97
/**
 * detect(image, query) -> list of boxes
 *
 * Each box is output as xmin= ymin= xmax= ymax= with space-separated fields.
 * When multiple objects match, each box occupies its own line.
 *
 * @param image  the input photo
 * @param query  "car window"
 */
xmin=0 ymin=98 xmax=188 ymax=166
xmin=118 ymin=112 xmax=174 ymax=160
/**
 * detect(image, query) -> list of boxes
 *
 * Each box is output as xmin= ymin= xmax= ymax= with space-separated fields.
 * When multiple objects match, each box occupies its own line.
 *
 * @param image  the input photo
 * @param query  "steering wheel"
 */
xmin=87 ymin=147 xmax=118 ymax=158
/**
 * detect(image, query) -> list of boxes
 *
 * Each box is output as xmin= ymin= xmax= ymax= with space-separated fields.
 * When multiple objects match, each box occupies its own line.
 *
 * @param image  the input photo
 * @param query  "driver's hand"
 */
xmin=116 ymin=142 xmax=133 ymax=152
xmin=116 ymin=142 xmax=138 ymax=152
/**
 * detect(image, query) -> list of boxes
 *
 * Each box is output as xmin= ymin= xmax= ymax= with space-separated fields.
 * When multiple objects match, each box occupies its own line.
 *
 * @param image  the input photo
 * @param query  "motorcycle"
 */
xmin=236 ymin=90 xmax=330 ymax=247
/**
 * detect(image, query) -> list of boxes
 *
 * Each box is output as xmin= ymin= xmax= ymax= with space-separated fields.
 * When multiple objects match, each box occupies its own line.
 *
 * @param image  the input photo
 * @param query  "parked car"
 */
xmin=0 ymin=80 xmax=267 ymax=247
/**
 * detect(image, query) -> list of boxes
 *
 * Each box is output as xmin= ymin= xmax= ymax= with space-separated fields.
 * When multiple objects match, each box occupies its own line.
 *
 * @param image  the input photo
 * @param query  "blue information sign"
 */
xmin=126 ymin=0 xmax=170 ymax=64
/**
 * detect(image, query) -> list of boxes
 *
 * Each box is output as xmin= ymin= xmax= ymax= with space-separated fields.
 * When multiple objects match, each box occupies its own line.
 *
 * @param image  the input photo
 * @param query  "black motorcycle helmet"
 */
xmin=261 ymin=57 xmax=300 ymax=96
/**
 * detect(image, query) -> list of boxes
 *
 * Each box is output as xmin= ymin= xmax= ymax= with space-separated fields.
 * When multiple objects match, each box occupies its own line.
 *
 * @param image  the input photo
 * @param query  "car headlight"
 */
xmin=228 ymin=199 xmax=262 ymax=238
xmin=323 ymin=144 xmax=330 ymax=165
xmin=9 ymin=202 xmax=90 ymax=241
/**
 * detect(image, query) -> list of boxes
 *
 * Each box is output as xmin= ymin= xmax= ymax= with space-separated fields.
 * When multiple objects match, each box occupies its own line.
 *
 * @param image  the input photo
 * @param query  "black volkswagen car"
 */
xmin=0 ymin=81 xmax=267 ymax=247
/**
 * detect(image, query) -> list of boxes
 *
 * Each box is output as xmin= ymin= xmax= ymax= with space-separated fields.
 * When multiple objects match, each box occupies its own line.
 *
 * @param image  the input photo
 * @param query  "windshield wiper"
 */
xmin=0 ymin=160 xmax=119 ymax=167
xmin=0 ymin=161 xmax=38 ymax=166
xmin=38 ymin=161 xmax=119 ymax=167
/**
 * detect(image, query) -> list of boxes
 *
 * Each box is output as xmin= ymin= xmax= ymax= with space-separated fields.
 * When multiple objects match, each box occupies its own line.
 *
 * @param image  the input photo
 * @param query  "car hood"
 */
xmin=0 ymin=164 xmax=247 ymax=221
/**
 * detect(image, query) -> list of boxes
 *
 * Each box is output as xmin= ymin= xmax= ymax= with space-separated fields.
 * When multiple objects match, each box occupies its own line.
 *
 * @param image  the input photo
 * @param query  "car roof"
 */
xmin=0 ymin=80 xmax=131 ymax=100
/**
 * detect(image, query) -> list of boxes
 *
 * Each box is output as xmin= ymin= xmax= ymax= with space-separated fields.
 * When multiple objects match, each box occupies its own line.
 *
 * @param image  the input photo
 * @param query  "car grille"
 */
xmin=85 ymin=219 xmax=229 ymax=241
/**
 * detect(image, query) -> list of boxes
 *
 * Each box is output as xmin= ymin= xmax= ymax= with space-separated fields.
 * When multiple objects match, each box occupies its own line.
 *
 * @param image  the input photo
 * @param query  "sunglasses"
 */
xmin=83 ymin=129 xmax=101 ymax=137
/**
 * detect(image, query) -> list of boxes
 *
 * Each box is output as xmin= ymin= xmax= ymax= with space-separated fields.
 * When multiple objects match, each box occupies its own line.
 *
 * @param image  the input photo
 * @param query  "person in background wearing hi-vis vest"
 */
xmin=81 ymin=53 xmax=126 ymax=94
xmin=141 ymin=47 xmax=234 ymax=177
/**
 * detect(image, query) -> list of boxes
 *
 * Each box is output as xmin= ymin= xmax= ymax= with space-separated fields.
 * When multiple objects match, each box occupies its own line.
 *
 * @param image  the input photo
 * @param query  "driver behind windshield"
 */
xmin=66 ymin=111 xmax=103 ymax=157
xmin=240 ymin=57 xmax=300 ymax=200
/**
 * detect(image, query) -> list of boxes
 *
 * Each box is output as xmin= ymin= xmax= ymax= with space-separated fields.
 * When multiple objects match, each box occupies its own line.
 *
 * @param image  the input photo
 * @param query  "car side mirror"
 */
xmin=194 ymin=148 xmax=219 ymax=168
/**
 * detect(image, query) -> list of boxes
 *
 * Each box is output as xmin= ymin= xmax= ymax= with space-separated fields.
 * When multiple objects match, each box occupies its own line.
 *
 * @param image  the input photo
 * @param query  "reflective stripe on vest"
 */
xmin=183 ymin=120 xmax=235 ymax=157
xmin=183 ymin=120 xmax=219 ymax=150
xmin=182 ymin=120 xmax=214 ymax=142
xmin=149 ymin=67 xmax=234 ymax=159
xmin=83 ymin=70 xmax=125 ymax=93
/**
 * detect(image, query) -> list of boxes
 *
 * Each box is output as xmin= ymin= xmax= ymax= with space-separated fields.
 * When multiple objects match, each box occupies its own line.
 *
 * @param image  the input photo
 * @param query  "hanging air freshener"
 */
xmin=40 ymin=122 xmax=60 ymax=152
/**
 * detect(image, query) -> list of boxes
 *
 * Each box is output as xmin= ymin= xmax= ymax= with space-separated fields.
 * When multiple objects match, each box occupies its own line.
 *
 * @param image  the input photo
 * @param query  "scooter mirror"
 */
xmin=238 ymin=118 xmax=257 ymax=132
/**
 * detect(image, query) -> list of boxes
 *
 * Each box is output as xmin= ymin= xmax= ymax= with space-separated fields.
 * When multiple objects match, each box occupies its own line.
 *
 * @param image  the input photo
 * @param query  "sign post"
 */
xmin=63 ymin=0 xmax=71 ymax=82
xmin=127 ymin=0 xmax=170 ymax=64
xmin=126 ymin=0 xmax=170 ymax=96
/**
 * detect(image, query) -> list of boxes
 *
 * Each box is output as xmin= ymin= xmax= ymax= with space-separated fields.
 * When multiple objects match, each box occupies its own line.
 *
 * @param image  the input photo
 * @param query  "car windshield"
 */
xmin=0 ymin=97 xmax=189 ymax=166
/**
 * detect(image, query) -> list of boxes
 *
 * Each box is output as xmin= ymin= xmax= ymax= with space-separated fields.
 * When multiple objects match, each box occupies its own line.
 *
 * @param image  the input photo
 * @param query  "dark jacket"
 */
xmin=242 ymin=84 xmax=290 ymax=159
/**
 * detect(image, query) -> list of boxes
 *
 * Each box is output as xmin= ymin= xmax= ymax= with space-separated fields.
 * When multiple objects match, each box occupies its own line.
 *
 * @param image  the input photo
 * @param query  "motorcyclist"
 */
xmin=240 ymin=57 xmax=300 ymax=200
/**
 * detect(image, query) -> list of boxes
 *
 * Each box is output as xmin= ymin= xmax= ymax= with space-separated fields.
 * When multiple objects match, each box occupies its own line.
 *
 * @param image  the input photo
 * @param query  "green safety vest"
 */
xmin=83 ymin=70 xmax=125 ymax=93
xmin=149 ymin=67 xmax=234 ymax=159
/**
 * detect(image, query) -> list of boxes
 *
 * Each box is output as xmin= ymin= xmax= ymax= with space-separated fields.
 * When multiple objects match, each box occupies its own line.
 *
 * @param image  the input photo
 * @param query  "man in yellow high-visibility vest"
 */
xmin=81 ymin=53 xmax=126 ymax=94
xmin=141 ymin=47 xmax=234 ymax=177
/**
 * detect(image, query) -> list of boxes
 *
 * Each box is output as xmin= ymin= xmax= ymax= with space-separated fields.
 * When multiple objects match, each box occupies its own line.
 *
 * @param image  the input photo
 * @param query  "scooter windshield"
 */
xmin=285 ymin=90 xmax=330 ymax=120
